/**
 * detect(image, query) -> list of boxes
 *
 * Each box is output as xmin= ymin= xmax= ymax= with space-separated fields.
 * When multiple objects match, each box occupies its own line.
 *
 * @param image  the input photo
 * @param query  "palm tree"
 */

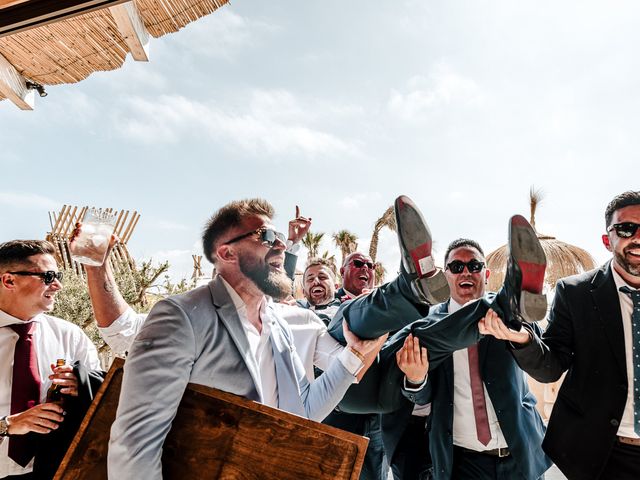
xmin=374 ymin=262 xmax=386 ymax=286
xmin=302 ymin=231 xmax=324 ymax=260
xmin=319 ymin=250 xmax=338 ymax=274
xmin=332 ymin=229 xmax=358 ymax=266
xmin=369 ymin=205 xmax=396 ymax=262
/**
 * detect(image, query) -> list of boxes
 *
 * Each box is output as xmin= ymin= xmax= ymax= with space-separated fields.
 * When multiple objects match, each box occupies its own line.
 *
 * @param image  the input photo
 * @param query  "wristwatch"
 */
xmin=0 ymin=416 xmax=9 ymax=437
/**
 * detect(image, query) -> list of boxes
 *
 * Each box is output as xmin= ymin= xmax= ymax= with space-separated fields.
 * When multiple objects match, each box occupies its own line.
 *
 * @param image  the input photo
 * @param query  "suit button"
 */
xmin=619 ymin=385 xmax=627 ymax=391
xmin=611 ymin=419 xmax=619 ymax=427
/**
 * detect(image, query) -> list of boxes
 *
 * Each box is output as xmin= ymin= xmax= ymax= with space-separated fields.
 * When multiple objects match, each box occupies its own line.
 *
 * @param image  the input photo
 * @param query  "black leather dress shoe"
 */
xmin=394 ymin=195 xmax=449 ymax=305
xmin=495 ymin=215 xmax=547 ymax=330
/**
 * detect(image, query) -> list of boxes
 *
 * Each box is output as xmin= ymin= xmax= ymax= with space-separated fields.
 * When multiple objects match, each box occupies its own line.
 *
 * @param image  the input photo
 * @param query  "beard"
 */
xmin=239 ymin=255 xmax=292 ymax=299
xmin=615 ymin=245 xmax=640 ymax=277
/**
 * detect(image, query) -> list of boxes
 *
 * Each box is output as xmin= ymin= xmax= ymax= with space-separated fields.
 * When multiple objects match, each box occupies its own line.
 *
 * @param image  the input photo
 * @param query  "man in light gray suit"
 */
xmin=107 ymin=199 xmax=386 ymax=479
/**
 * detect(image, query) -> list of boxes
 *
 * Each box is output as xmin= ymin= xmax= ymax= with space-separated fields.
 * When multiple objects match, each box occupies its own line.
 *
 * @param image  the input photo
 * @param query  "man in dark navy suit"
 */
xmin=493 ymin=191 xmax=640 ymax=480
xmin=399 ymin=238 xmax=551 ymax=480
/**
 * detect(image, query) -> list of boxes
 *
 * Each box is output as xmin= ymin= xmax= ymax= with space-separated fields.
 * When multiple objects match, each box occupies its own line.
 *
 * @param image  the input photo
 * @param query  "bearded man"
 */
xmin=107 ymin=199 xmax=386 ymax=479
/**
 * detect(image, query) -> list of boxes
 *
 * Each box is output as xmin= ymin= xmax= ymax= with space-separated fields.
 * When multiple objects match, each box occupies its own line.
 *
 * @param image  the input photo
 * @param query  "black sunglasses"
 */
xmin=9 ymin=270 xmax=64 ymax=285
xmin=445 ymin=260 xmax=485 ymax=274
xmin=351 ymin=259 xmax=375 ymax=269
xmin=607 ymin=222 xmax=640 ymax=239
xmin=225 ymin=227 xmax=287 ymax=247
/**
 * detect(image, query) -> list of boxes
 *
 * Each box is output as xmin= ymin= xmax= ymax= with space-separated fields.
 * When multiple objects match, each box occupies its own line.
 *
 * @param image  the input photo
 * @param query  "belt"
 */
xmin=458 ymin=446 xmax=510 ymax=458
xmin=618 ymin=436 xmax=640 ymax=447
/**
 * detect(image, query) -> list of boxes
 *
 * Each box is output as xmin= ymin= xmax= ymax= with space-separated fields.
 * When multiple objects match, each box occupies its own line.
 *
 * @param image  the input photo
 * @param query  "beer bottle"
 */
xmin=46 ymin=358 xmax=66 ymax=406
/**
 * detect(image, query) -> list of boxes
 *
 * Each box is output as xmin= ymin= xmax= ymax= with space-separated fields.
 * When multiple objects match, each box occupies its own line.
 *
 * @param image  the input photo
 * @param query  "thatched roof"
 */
xmin=0 ymin=0 xmax=228 ymax=101
xmin=486 ymin=188 xmax=597 ymax=291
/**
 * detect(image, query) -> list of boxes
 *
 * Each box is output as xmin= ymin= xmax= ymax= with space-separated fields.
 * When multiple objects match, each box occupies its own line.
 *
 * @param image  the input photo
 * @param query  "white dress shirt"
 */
xmin=0 ymin=309 xmax=100 ymax=478
xmin=99 ymin=282 xmax=362 ymax=392
xmin=611 ymin=265 xmax=640 ymax=439
xmin=448 ymin=299 xmax=508 ymax=451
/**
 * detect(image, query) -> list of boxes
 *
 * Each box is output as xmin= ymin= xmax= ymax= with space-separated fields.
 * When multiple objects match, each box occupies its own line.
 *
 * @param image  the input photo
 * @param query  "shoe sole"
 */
xmin=394 ymin=195 xmax=436 ymax=277
xmin=416 ymin=270 xmax=451 ymax=304
xmin=509 ymin=215 xmax=547 ymax=322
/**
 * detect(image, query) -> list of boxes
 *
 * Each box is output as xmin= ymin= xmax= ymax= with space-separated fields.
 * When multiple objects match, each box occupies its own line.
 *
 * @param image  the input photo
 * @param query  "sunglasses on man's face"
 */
xmin=9 ymin=270 xmax=64 ymax=285
xmin=607 ymin=222 xmax=640 ymax=239
xmin=351 ymin=259 xmax=375 ymax=270
xmin=225 ymin=227 xmax=287 ymax=248
xmin=445 ymin=260 xmax=485 ymax=274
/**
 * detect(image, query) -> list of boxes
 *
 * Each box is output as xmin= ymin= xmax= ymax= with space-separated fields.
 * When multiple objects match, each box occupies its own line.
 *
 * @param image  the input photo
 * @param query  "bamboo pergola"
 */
xmin=0 ymin=0 xmax=229 ymax=105
xmin=46 ymin=204 xmax=140 ymax=276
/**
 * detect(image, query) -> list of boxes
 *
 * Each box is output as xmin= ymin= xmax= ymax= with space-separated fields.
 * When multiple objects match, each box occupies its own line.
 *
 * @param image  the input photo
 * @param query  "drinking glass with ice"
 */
xmin=69 ymin=208 xmax=118 ymax=266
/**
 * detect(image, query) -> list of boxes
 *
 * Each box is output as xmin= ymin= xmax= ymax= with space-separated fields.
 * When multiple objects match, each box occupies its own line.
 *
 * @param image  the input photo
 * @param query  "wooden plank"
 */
xmin=0 ymin=51 xmax=34 ymax=109
xmin=0 ymin=0 xmax=129 ymax=38
xmin=55 ymin=358 xmax=368 ymax=480
xmin=121 ymin=212 xmax=139 ymax=244
xmin=108 ymin=1 xmax=149 ymax=61
xmin=0 ymin=0 xmax=31 ymax=9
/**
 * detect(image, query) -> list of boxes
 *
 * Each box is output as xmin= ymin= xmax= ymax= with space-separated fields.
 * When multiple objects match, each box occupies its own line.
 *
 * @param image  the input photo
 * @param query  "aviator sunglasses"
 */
xmin=445 ymin=260 xmax=485 ymax=274
xmin=607 ymin=222 xmax=640 ymax=239
xmin=9 ymin=270 xmax=64 ymax=285
xmin=225 ymin=227 xmax=287 ymax=247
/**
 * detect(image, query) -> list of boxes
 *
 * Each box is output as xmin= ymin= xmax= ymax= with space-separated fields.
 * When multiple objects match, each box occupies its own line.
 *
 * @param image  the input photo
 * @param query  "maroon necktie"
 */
xmin=9 ymin=322 xmax=42 ymax=467
xmin=468 ymin=344 xmax=491 ymax=446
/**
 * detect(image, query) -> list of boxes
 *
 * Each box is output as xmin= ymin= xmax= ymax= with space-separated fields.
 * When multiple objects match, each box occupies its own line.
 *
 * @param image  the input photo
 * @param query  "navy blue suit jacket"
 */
xmin=413 ymin=301 xmax=551 ymax=480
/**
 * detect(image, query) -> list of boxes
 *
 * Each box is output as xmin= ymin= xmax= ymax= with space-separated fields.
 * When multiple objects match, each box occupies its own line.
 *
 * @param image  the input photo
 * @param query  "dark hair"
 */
xmin=201 ymin=198 xmax=275 ymax=264
xmin=444 ymin=238 xmax=485 ymax=265
xmin=0 ymin=240 xmax=56 ymax=271
xmin=605 ymin=191 xmax=640 ymax=227
xmin=304 ymin=257 xmax=337 ymax=278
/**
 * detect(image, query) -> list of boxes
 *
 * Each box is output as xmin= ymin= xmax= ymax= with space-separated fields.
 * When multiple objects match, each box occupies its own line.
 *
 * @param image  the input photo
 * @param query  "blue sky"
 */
xmin=1 ymin=0 xmax=638 ymax=282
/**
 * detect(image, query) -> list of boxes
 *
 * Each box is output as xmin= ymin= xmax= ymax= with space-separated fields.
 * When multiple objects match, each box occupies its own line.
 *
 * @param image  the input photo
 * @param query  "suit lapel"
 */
xmin=209 ymin=276 xmax=264 ymax=401
xmin=591 ymin=262 xmax=626 ymax=375
xmin=266 ymin=304 xmax=305 ymax=416
xmin=478 ymin=336 xmax=491 ymax=373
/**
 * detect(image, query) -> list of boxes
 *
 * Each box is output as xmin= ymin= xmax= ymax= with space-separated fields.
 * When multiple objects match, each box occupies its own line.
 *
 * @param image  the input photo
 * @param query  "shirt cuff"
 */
xmin=403 ymin=375 xmax=427 ymax=391
xmin=286 ymin=240 xmax=301 ymax=255
xmin=338 ymin=348 xmax=364 ymax=378
xmin=98 ymin=307 xmax=137 ymax=336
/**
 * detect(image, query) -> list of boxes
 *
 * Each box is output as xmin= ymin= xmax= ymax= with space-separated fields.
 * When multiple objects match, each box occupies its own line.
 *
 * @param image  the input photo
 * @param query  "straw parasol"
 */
xmin=486 ymin=187 xmax=596 ymax=293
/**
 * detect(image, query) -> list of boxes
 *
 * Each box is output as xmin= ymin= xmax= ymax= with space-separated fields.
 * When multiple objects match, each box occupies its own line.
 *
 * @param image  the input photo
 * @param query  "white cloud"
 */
xmin=154 ymin=220 xmax=190 ymax=231
xmin=340 ymin=192 xmax=382 ymax=209
xmin=114 ymin=91 xmax=360 ymax=158
xmin=388 ymin=64 xmax=484 ymax=121
xmin=0 ymin=192 xmax=60 ymax=210
xmin=174 ymin=9 xmax=279 ymax=59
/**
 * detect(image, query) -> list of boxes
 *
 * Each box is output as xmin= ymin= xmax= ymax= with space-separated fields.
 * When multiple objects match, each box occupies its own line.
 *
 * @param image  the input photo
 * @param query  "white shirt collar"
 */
xmin=0 ymin=309 xmax=41 ymax=328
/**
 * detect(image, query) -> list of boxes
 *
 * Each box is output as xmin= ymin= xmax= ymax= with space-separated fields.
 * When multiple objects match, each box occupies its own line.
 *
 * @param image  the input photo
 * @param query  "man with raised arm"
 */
xmin=107 ymin=199 xmax=386 ymax=479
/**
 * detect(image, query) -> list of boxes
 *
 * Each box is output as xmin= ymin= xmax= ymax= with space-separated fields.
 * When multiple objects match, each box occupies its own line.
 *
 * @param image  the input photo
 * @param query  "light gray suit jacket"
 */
xmin=108 ymin=275 xmax=356 ymax=479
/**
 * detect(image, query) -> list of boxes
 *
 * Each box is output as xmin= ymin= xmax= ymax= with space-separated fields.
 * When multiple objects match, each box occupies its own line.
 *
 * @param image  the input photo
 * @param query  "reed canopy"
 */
xmin=0 ymin=0 xmax=228 ymax=103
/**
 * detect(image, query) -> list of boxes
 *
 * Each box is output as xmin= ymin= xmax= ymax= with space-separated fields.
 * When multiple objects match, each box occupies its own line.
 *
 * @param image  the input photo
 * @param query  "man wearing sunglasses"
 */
xmin=489 ymin=190 xmax=640 ymax=480
xmin=337 ymin=253 xmax=376 ymax=301
xmin=395 ymin=238 xmax=550 ymax=480
xmin=0 ymin=240 xmax=101 ymax=479
xmin=108 ymin=198 xmax=387 ymax=479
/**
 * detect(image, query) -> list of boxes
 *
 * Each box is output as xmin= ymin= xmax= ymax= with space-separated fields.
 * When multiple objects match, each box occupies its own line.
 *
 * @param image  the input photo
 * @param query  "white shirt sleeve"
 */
xmin=98 ymin=307 xmax=147 ymax=354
